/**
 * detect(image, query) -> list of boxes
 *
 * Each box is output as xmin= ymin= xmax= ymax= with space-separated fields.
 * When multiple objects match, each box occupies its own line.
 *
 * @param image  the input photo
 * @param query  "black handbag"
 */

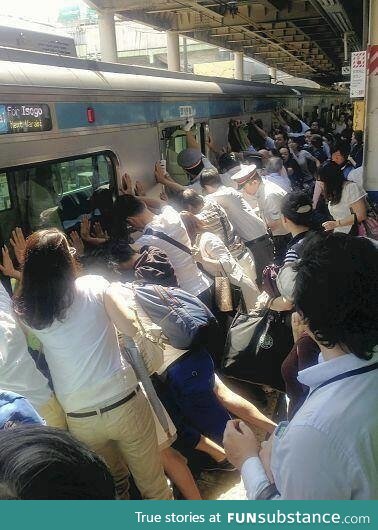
xmin=221 ymin=308 xmax=294 ymax=392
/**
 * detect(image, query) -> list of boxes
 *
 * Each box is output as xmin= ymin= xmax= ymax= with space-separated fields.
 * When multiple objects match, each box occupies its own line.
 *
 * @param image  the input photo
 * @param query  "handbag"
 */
xmin=214 ymin=263 xmax=233 ymax=312
xmin=357 ymin=199 xmax=378 ymax=240
xmin=221 ymin=308 xmax=294 ymax=391
xmin=132 ymin=304 xmax=165 ymax=375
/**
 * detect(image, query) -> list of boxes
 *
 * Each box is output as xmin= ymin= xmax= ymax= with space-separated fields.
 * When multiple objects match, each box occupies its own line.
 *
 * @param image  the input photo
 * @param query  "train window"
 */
xmin=0 ymin=173 xmax=11 ymax=211
xmin=161 ymin=123 xmax=203 ymax=186
xmin=5 ymin=152 xmax=115 ymax=235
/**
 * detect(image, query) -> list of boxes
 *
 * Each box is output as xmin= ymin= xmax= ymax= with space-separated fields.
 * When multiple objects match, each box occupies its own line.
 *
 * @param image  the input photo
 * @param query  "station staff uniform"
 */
xmin=254 ymin=178 xmax=291 ymax=265
xmin=206 ymin=183 xmax=273 ymax=286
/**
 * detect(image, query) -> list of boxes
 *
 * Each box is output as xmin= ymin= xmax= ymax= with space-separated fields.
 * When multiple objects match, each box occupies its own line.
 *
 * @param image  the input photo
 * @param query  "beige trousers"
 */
xmin=66 ymin=390 xmax=172 ymax=500
xmin=37 ymin=394 xmax=68 ymax=430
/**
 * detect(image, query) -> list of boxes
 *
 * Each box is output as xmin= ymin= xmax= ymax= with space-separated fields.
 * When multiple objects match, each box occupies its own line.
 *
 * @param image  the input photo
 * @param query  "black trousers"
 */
xmin=245 ymin=235 xmax=274 ymax=288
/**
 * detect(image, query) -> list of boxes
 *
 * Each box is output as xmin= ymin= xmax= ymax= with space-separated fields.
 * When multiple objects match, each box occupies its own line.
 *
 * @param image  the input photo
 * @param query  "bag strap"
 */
xmin=144 ymin=227 xmax=192 ymax=255
xmin=308 ymin=362 xmax=378 ymax=399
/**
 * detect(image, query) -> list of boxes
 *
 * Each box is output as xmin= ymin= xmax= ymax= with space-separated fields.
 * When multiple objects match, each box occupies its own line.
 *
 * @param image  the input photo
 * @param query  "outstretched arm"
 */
xmin=154 ymin=162 xmax=185 ymax=193
xmin=104 ymin=283 xmax=139 ymax=338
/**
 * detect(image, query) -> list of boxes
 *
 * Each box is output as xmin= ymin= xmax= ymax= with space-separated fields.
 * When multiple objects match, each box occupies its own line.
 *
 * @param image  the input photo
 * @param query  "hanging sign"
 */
xmin=350 ymin=51 xmax=367 ymax=98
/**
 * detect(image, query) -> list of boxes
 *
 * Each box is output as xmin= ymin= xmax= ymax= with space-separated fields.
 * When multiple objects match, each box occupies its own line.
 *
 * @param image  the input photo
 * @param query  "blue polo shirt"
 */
xmin=0 ymin=390 xmax=44 ymax=430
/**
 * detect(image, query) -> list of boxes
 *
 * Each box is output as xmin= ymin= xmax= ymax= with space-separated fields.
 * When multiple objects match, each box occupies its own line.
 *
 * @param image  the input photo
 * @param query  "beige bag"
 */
xmin=132 ymin=305 xmax=165 ymax=375
xmin=214 ymin=265 xmax=233 ymax=312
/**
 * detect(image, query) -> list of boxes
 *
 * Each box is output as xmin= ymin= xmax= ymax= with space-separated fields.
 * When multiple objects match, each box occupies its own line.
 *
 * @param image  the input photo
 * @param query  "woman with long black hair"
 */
xmin=318 ymin=161 xmax=367 ymax=234
xmin=13 ymin=228 xmax=171 ymax=500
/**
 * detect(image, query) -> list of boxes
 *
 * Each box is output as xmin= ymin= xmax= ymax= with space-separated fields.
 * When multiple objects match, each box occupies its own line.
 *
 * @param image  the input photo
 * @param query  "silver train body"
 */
xmin=0 ymin=47 xmax=348 ymax=246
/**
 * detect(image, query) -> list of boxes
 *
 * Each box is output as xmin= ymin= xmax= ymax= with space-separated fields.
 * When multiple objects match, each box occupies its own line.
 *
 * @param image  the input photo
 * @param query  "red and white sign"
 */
xmin=350 ymin=50 xmax=367 ymax=98
xmin=369 ymin=45 xmax=378 ymax=75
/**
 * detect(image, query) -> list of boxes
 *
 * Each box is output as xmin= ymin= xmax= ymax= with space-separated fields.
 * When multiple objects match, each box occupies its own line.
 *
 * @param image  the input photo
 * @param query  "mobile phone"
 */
xmin=159 ymin=159 xmax=166 ymax=173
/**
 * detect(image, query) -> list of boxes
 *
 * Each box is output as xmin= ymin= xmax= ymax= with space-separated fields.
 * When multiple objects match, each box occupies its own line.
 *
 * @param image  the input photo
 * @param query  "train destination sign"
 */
xmin=0 ymin=104 xmax=52 ymax=134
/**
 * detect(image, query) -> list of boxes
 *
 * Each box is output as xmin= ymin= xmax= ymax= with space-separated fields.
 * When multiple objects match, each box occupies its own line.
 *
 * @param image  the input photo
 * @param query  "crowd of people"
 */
xmin=0 ymin=105 xmax=377 ymax=500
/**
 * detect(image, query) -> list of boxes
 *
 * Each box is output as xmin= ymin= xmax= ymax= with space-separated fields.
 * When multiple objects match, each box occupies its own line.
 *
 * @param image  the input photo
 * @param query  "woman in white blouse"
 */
xmin=180 ymin=212 xmax=259 ymax=312
xmin=318 ymin=161 xmax=367 ymax=234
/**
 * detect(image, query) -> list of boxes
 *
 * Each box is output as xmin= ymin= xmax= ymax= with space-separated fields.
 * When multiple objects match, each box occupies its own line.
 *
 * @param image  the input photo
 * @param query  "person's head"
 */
xmin=180 ymin=211 xmax=205 ymax=244
xmin=230 ymin=118 xmax=242 ymax=128
xmin=113 ymin=194 xmax=151 ymax=231
xmin=281 ymin=190 xmax=319 ymax=233
xmin=265 ymin=156 xmax=283 ymax=175
xmin=177 ymin=148 xmax=204 ymax=179
xmin=90 ymin=185 xmax=113 ymax=216
xmin=0 ymin=425 xmax=115 ymax=499
xmin=256 ymin=149 xmax=271 ymax=166
xmin=279 ymin=147 xmax=290 ymax=163
xmin=200 ymin=168 xmax=222 ymax=194
xmin=331 ymin=143 xmax=349 ymax=166
xmin=310 ymin=134 xmax=323 ymax=149
xmin=310 ymin=121 xmax=320 ymax=133
xmin=108 ymin=240 xmax=138 ymax=272
xmin=346 ymin=116 xmax=353 ymax=128
xmin=352 ymin=130 xmax=363 ymax=145
xmin=14 ymin=229 xmax=79 ymax=329
xmin=182 ymin=188 xmax=205 ymax=214
xmin=338 ymin=112 xmax=346 ymax=123
xmin=294 ymin=233 xmax=378 ymax=360
xmin=274 ymin=131 xmax=288 ymax=149
xmin=304 ymin=130 xmax=312 ymax=144
xmin=318 ymin=161 xmax=344 ymax=204
xmin=218 ymin=152 xmax=239 ymax=174
xmin=288 ymin=136 xmax=305 ymax=152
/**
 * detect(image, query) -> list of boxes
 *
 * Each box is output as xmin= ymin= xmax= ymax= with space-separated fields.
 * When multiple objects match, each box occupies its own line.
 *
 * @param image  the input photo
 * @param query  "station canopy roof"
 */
xmin=86 ymin=0 xmax=363 ymax=83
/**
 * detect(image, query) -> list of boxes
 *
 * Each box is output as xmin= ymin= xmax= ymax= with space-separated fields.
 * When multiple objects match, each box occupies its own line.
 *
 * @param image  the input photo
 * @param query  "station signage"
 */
xmin=350 ymin=51 xmax=367 ymax=98
xmin=0 ymin=104 xmax=52 ymax=134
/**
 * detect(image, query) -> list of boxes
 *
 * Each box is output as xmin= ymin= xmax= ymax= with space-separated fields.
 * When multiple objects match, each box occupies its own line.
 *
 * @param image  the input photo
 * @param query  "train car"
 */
xmin=0 ymin=46 xmax=347 ymax=249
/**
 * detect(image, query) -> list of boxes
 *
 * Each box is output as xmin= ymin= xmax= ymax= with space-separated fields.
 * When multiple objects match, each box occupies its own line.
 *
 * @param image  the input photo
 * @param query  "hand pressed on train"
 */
xmin=10 ymin=227 xmax=26 ymax=266
xmin=154 ymin=161 xmax=168 ymax=184
xmin=119 ymin=172 xmax=134 ymax=195
xmin=93 ymin=222 xmax=109 ymax=240
xmin=134 ymin=180 xmax=146 ymax=197
xmin=80 ymin=215 xmax=91 ymax=242
xmin=69 ymin=231 xmax=85 ymax=257
xmin=223 ymin=419 xmax=259 ymax=470
xmin=0 ymin=246 xmax=20 ymax=280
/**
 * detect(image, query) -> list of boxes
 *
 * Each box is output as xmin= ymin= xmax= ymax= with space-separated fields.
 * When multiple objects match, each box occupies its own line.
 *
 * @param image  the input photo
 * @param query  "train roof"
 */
xmin=0 ymin=46 xmax=342 ymax=98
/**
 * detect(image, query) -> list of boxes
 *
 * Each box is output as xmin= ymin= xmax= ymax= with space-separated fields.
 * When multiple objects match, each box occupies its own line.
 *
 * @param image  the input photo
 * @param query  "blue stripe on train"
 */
xmin=55 ymin=99 xmax=244 ymax=130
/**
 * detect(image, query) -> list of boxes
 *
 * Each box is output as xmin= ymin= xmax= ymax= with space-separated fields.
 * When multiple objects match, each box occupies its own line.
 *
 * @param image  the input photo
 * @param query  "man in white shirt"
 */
xmin=115 ymin=194 xmax=212 ymax=303
xmin=0 ymin=283 xmax=66 ymax=428
xmin=231 ymin=166 xmax=290 ymax=266
xmin=200 ymin=168 xmax=273 ymax=287
xmin=224 ymin=233 xmax=378 ymax=500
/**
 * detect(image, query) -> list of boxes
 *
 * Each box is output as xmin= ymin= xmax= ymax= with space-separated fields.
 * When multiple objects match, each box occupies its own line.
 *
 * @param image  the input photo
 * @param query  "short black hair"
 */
xmin=200 ymin=168 xmax=222 ymax=189
xmin=182 ymin=189 xmax=204 ymax=211
xmin=294 ymin=232 xmax=378 ymax=360
xmin=353 ymin=130 xmax=363 ymax=144
xmin=0 ymin=426 xmax=115 ymax=499
xmin=108 ymin=239 xmax=136 ymax=265
xmin=310 ymin=134 xmax=323 ymax=149
xmin=218 ymin=153 xmax=239 ymax=173
xmin=332 ymin=141 xmax=350 ymax=159
xmin=114 ymin=194 xmax=146 ymax=220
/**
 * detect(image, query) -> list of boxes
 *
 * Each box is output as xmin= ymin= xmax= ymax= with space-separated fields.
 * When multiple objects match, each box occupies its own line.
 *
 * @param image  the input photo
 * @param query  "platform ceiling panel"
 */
xmin=86 ymin=0 xmax=362 ymax=83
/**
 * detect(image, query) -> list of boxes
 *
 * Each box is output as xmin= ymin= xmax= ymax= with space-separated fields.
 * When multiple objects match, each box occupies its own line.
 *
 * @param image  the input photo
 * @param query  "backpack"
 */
xmin=133 ymin=283 xmax=217 ymax=350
